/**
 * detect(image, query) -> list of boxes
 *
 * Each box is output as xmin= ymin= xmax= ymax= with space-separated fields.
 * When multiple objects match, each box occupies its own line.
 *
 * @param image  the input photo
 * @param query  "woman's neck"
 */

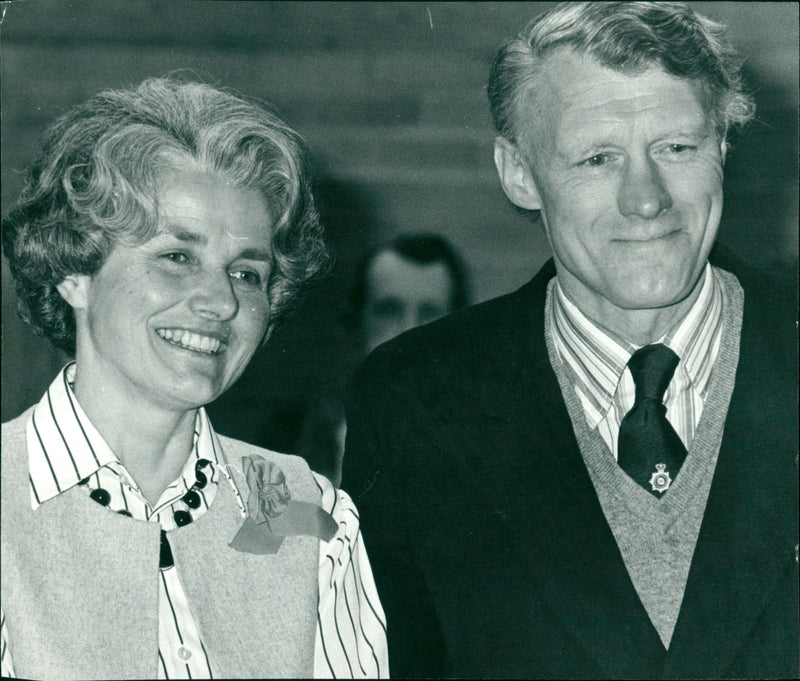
xmin=73 ymin=377 xmax=199 ymax=506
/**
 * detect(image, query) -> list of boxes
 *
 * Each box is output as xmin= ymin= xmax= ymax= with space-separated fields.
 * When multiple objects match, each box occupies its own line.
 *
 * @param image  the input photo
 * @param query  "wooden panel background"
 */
xmin=2 ymin=1 xmax=797 ymax=447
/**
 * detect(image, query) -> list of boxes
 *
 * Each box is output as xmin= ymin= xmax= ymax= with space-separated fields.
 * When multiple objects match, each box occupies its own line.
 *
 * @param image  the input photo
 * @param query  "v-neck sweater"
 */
xmin=545 ymin=268 xmax=744 ymax=648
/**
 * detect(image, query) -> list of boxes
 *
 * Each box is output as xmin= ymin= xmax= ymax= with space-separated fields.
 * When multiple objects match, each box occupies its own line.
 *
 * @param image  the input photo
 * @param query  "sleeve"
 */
xmin=341 ymin=361 xmax=448 ymax=678
xmin=1 ymin=604 xmax=16 ymax=678
xmin=312 ymin=472 xmax=389 ymax=679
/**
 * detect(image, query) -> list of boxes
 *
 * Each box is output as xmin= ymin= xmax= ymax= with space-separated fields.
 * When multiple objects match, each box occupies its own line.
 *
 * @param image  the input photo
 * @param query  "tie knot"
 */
xmin=626 ymin=343 xmax=679 ymax=403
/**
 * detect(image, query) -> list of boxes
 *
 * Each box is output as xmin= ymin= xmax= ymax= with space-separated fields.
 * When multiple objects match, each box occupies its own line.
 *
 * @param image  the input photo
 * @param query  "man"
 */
xmin=298 ymin=233 xmax=470 ymax=484
xmin=343 ymin=2 xmax=798 ymax=678
xmin=347 ymin=233 xmax=471 ymax=353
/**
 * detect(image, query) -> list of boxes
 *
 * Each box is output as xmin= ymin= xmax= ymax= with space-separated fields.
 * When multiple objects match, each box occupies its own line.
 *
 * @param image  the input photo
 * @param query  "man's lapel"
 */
xmin=665 ymin=274 xmax=799 ymax=677
xmin=468 ymin=264 xmax=668 ymax=677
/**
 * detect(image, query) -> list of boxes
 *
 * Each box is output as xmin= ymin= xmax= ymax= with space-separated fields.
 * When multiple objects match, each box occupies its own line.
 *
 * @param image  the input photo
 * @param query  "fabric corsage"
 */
xmin=230 ymin=454 xmax=338 ymax=555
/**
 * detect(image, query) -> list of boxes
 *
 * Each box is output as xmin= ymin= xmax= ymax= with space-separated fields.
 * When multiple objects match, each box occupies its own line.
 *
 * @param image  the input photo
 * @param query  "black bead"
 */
xmin=183 ymin=490 xmax=201 ymax=509
xmin=194 ymin=459 xmax=211 ymax=488
xmin=89 ymin=488 xmax=111 ymax=506
xmin=160 ymin=530 xmax=175 ymax=569
xmin=173 ymin=510 xmax=193 ymax=527
xmin=117 ymin=509 xmax=133 ymax=517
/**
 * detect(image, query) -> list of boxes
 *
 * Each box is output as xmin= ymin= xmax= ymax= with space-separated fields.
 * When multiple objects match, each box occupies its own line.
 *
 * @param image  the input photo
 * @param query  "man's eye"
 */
xmin=162 ymin=252 xmax=190 ymax=264
xmin=667 ymin=144 xmax=694 ymax=154
xmin=582 ymin=154 xmax=609 ymax=167
xmin=230 ymin=270 xmax=262 ymax=287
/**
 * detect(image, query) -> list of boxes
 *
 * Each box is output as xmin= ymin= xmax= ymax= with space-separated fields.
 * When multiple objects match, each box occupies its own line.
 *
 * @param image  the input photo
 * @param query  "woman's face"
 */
xmin=65 ymin=168 xmax=274 ymax=414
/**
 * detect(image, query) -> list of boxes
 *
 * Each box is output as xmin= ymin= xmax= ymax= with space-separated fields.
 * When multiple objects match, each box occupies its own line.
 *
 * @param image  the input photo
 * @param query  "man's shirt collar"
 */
xmin=26 ymin=362 xmax=230 ymax=510
xmin=550 ymin=263 xmax=723 ymax=430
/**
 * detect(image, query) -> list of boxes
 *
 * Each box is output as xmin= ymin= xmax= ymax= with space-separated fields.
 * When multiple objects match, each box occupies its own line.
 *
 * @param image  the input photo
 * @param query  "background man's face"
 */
xmin=361 ymin=249 xmax=454 ymax=353
xmin=520 ymin=49 xmax=725 ymax=325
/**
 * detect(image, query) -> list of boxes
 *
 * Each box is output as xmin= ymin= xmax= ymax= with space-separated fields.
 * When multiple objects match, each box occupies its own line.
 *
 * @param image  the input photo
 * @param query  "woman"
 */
xmin=1 ymin=77 xmax=387 ymax=679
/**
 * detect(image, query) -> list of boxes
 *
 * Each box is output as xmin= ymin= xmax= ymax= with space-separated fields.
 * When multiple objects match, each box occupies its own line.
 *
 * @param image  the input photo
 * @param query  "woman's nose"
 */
xmin=189 ymin=270 xmax=239 ymax=320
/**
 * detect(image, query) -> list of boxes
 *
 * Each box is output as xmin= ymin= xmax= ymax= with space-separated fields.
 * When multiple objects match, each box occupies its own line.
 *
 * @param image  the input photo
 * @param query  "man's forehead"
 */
xmin=517 ymin=49 xmax=712 ymax=149
xmin=367 ymin=251 xmax=453 ymax=299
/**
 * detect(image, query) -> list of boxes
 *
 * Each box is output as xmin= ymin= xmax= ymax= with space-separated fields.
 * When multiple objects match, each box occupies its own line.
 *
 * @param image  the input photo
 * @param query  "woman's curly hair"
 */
xmin=2 ymin=76 xmax=329 ymax=355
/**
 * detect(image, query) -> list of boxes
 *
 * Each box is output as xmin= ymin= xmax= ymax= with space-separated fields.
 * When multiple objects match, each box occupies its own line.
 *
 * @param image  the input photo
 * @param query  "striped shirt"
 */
xmin=1 ymin=363 xmax=388 ymax=679
xmin=548 ymin=263 xmax=724 ymax=458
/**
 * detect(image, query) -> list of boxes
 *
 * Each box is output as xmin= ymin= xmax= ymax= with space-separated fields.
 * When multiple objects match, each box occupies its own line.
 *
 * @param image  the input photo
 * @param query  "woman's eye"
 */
xmin=162 ymin=252 xmax=190 ymax=264
xmin=230 ymin=270 xmax=262 ymax=287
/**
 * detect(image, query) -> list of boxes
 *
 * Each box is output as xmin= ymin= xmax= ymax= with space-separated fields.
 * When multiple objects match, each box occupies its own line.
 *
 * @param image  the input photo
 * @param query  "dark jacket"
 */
xmin=343 ymin=258 xmax=798 ymax=679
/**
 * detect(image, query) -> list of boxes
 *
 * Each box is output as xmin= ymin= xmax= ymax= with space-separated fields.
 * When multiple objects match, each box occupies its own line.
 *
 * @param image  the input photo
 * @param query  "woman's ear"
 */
xmin=56 ymin=274 xmax=91 ymax=310
xmin=493 ymin=137 xmax=543 ymax=211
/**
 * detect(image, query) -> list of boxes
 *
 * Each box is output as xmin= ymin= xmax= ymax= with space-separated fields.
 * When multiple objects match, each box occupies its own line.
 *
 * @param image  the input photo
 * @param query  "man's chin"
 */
xmin=611 ymin=280 xmax=698 ymax=312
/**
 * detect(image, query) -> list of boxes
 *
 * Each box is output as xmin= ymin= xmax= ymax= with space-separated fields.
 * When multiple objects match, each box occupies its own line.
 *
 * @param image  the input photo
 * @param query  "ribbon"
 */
xmin=230 ymin=454 xmax=338 ymax=555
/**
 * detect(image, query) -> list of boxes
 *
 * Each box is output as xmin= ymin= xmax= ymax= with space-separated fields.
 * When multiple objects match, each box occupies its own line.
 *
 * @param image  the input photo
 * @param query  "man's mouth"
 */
xmin=156 ymin=329 xmax=226 ymax=355
xmin=616 ymin=228 xmax=681 ymax=243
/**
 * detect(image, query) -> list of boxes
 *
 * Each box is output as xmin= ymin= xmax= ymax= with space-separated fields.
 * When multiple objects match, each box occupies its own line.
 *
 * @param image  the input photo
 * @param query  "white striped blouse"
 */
xmin=548 ymin=263 xmax=725 ymax=458
xmin=1 ymin=363 xmax=388 ymax=679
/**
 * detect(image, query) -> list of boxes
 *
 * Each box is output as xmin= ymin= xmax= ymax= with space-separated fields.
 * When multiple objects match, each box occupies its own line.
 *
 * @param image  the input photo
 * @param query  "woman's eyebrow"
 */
xmin=157 ymin=227 xmax=271 ymax=262
xmin=237 ymin=247 xmax=272 ymax=262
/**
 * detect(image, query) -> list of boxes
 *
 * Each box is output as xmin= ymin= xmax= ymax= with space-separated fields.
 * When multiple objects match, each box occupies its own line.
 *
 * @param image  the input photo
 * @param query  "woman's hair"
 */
xmin=488 ymin=1 xmax=756 ymax=149
xmin=2 ymin=76 xmax=328 ymax=354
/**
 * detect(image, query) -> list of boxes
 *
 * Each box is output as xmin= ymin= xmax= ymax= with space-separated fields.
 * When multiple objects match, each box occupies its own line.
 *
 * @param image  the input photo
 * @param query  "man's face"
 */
xmin=65 ymin=168 xmax=274 ymax=413
xmin=361 ymin=250 xmax=454 ymax=353
xmin=503 ymin=50 xmax=725 ymax=327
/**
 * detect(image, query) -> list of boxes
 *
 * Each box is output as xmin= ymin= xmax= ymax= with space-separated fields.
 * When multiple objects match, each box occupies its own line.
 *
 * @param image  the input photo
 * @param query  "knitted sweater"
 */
xmin=545 ymin=268 xmax=744 ymax=648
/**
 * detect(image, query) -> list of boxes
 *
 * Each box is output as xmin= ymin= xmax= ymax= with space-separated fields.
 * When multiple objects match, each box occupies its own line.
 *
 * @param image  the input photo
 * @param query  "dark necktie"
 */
xmin=617 ymin=343 xmax=687 ymax=497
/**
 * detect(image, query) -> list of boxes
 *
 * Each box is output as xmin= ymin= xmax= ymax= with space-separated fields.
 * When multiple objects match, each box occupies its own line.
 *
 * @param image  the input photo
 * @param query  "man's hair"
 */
xmin=488 ymin=1 xmax=756 ymax=150
xmin=2 ymin=76 xmax=328 ymax=355
xmin=345 ymin=232 xmax=470 ymax=326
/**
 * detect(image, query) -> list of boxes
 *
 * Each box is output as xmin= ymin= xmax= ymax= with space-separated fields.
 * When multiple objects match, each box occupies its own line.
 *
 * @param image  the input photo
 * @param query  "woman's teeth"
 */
xmin=156 ymin=329 xmax=223 ymax=354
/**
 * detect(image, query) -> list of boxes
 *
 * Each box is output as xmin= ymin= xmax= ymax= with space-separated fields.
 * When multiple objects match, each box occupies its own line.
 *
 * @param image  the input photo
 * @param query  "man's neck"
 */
xmin=588 ymin=300 xmax=698 ymax=347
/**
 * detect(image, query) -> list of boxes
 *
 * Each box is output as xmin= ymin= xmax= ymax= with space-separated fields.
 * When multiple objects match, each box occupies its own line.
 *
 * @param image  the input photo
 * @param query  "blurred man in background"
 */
xmin=348 ymin=233 xmax=471 ymax=354
xmin=344 ymin=2 xmax=798 ymax=678
xmin=299 ymin=233 xmax=470 ymax=485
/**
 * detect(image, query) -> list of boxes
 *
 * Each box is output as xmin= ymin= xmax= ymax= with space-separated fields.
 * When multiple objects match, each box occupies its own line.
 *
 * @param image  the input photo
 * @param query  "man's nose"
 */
xmin=617 ymin=157 xmax=673 ymax=219
xmin=189 ymin=270 xmax=239 ymax=320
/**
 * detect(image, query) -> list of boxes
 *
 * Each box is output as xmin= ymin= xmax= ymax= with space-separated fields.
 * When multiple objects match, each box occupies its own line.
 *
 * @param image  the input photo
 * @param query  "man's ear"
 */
xmin=720 ymin=139 xmax=727 ymax=165
xmin=56 ymin=274 xmax=91 ymax=310
xmin=493 ymin=137 xmax=542 ymax=211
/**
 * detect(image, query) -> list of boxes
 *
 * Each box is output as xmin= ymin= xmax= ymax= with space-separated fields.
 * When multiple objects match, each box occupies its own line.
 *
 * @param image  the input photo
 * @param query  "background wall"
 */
xmin=2 ymin=1 xmax=797 ymax=444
